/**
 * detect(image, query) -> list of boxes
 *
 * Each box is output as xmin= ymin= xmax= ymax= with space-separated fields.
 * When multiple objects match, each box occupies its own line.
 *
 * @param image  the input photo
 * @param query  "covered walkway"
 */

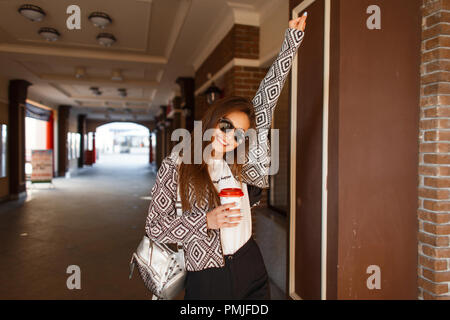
xmin=0 ymin=154 xmax=154 ymax=299
xmin=0 ymin=154 xmax=285 ymax=299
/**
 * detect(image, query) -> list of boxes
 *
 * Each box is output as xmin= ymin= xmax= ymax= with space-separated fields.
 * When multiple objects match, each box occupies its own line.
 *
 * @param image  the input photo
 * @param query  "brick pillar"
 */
xmin=176 ymin=77 xmax=195 ymax=132
xmin=195 ymin=25 xmax=264 ymax=118
xmin=418 ymin=0 xmax=450 ymax=300
xmin=224 ymin=66 xmax=268 ymax=99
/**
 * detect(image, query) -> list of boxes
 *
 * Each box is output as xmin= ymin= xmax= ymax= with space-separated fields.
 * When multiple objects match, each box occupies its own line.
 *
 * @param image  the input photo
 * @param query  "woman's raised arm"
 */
xmin=252 ymin=14 xmax=307 ymax=131
xmin=241 ymin=14 xmax=307 ymax=188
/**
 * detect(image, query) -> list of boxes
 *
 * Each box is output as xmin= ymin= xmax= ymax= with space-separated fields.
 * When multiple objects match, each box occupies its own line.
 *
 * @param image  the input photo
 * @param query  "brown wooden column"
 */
xmin=155 ymin=126 xmax=162 ymax=168
xmin=8 ymin=79 xmax=31 ymax=199
xmin=160 ymin=106 xmax=167 ymax=159
xmin=77 ymin=114 xmax=86 ymax=168
xmin=57 ymin=105 xmax=70 ymax=177
xmin=149 ymin=131 xmax=153 ymax=164
xmin=289 ymin=0 xmax=421 ymax=300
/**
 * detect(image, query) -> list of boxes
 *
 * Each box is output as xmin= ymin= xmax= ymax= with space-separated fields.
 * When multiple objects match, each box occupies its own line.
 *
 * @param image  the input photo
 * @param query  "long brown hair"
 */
xmin=178 ymin=96 xmax=256 ymax=212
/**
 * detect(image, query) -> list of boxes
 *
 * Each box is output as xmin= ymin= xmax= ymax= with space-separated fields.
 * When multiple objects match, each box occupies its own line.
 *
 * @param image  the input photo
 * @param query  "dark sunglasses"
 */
xmin=218 ymin=118 xmax=246 ymax=145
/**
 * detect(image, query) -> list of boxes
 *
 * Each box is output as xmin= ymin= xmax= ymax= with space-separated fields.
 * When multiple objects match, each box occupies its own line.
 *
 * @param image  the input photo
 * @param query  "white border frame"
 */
xmin=289 ymin=0 xmax=331 ymax=300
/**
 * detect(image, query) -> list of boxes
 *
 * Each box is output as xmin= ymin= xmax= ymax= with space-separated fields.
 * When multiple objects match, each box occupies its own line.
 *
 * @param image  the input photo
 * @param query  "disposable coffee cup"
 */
xmin=219 ymin=188 xmax=244 ymax=217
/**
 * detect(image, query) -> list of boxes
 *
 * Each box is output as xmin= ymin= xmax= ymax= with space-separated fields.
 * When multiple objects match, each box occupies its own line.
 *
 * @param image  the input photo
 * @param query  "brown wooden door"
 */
xmin=290 ymin=0 xmax=421 ymax=300
xmin=290 ymin=0 xmax=325 ymax=300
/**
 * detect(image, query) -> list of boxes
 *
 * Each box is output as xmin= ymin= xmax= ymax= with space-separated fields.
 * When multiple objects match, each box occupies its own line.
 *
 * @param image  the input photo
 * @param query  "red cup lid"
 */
xmin=219 ymin=188 xmax=244 ymax=197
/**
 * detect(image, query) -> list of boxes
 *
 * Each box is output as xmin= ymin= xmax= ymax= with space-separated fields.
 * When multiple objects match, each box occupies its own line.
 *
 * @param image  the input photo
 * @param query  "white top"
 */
xmin=207 ymin=158 xmax=252 ymax=255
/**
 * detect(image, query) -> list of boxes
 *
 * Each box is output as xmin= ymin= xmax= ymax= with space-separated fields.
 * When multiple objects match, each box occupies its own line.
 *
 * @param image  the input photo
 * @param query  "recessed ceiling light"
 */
xmin=18 ymin=4 xmax=46 ymax=22
xmin=88 ymin=12 xmax=112 ymax=28
xmin=75 ymin=67 xmax=86 ymax=79
xmin=96 ymin=33 xmax=116 ymax=47
xmin=111 ymin=69 xmax=123 ymax=81
xmin=38 ymin=27 xmax=60 ymax=41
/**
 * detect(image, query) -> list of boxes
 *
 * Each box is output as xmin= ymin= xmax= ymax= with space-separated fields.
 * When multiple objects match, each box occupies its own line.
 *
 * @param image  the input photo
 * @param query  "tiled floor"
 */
xmin=0 ymin=153 xmax=288 ymax=299
xmin=0 ymin=154 xmax=154 ymax=299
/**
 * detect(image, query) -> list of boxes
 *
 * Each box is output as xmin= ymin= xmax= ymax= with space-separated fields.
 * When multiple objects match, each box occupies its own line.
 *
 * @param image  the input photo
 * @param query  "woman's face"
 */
xmin=211 ymin=110 xmax=250 ymax=155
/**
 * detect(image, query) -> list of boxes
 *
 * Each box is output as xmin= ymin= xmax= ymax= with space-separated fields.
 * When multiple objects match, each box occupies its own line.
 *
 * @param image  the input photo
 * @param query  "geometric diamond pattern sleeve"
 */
xmin=242 ymin=28 xmax=305 ymax=188
xmin=145 ymin=155 xmax=209 ymax=244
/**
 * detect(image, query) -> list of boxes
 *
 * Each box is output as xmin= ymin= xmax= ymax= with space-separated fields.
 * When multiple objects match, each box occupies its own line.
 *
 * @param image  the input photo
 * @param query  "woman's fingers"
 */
xmin=288 ymin=17 xmax=300 ymax=29
xmin=228 ymin=216 xmax=242 ymax=222
xmin=226 ymin=208 xmax=241 ymax=215
xmin=218 ymin=213 xmax=242 ymax=223
xmin=217 ymin=214 xmax=242 ymax=227
xmin=300 ymin=16 xmax=307 ymax=31
xmin=217 ymin=207 xmax=240 ymax=218
xmin=288 ymin=13 xmax=307 ymax=31
xmin=213 ymin=204 xmax=243 ymax=228
xmin=217 ymin=203 xmax=236 ymax=211
xmin=222 ymin=221 xmax=241 ymax=228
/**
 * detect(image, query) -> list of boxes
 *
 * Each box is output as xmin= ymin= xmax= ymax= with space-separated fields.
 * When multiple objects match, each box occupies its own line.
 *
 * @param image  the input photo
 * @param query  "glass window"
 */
xmin=0 ymin=124 xmax=7 ymax=178
xmin=67 ymin=133 xmax=72 ymax=160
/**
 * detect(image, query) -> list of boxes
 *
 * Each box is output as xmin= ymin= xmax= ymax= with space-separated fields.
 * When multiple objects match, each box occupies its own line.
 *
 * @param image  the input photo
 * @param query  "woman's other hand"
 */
xmin=289 ymin=12 xmax=307 ymax=32
xmin=206 ymin=203 xmax=242 ymax=229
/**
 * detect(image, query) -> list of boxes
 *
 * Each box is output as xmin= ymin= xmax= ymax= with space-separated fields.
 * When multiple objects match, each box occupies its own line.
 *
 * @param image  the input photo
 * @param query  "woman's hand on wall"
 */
xmin=289 ymin=12 xmax=307 ymax=32
xmin=206 ymin=203 xmax=242 ymax=229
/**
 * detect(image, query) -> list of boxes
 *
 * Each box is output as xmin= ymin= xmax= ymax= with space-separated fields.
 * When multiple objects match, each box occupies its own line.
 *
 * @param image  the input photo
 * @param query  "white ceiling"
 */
xmin=0 ymin=0 xmax=277 ymax=121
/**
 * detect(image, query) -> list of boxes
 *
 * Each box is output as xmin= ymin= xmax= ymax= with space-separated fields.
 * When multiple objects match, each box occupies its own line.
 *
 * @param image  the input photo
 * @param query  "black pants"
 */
xmin=184 ymin=236 xmax=270 ymax=300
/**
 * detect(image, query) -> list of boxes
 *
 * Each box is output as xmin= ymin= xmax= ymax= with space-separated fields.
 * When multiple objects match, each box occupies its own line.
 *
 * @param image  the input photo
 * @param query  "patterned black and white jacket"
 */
xmin=145 ymin=28 xmax=305 ymax=271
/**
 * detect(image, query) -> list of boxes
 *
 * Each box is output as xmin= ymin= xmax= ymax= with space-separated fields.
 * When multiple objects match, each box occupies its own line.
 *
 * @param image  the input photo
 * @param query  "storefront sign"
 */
xmin=31 ymin=149 xmax=53 ymax=183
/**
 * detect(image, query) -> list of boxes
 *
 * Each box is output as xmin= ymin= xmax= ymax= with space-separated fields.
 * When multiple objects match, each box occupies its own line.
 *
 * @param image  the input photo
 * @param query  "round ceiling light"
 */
xmin=75 ymin=67 xmax=86 ymax=79
xmin=18 ymin=4 xmax=46 ymax=22
xmin=38 ymin=27 xmax=60 ymax=41
xmin=111 ymin=69 xmax=123 ymax=81
xmin=96 ymin=33 xmax=116 ymax=47
xmin=88 ymin=12 xmax=112 ymax=28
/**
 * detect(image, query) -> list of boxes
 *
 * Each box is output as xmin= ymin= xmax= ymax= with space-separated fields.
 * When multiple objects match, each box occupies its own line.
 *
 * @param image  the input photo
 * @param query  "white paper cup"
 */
xmin=219 ymin=188 xmax=244 ymax=217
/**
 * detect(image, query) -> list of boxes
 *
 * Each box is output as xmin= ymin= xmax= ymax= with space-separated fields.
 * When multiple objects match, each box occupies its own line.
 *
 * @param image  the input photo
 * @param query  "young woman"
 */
xmin=145 ymin=14 xmax=307 ymax=300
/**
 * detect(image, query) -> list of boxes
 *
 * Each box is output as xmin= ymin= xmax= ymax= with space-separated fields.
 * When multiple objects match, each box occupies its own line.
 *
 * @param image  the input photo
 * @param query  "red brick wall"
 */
xmin=234 ymin=25 xmax=259 ymax=59
xmin=195 ymin=30 xmax=234 ymax=93
xmin=418 ymin=0 xmax=450 ymax=300
xmin=195 ymin=94 xmax=208 ymax=121
xmin=195 ymin=24 xmax=260 ymax=92
xmin=224 ymin=66 xmax=268 ymax=98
